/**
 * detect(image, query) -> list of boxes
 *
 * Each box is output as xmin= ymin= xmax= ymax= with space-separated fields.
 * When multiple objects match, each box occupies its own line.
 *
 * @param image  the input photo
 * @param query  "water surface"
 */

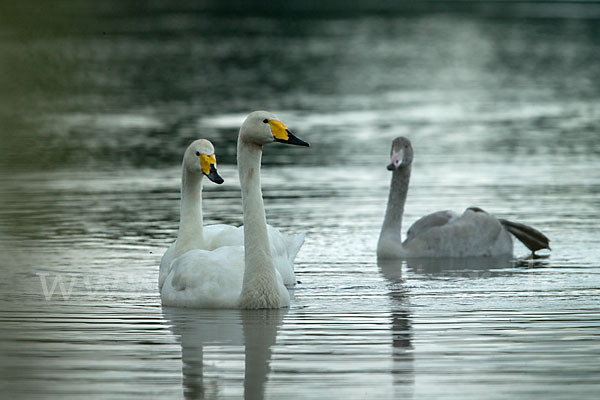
xmin=1 ymin=3 xmax=599 ymax=399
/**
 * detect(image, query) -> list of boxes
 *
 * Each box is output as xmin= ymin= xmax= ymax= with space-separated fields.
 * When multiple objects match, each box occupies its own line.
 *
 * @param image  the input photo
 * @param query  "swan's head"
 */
xmin=387 ymin=137 xmax=413 ymax=171
xmin=240 ymin=111 xmax=310 ymax=147
xmin=183 ymin=139 xmax=224 ymax=184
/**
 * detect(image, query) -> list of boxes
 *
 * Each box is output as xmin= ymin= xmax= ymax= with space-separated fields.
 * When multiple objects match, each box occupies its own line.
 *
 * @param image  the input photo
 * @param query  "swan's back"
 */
xmin=403 ymin=209 xmax=513 ymax=257
xmin=204 ymin=224 xmax=301 ymax=286
xmin=405 ymin=210 xmax=458 ymax=243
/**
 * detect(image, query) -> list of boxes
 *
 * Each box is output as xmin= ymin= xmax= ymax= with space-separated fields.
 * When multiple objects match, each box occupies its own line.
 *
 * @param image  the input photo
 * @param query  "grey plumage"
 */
xmin=378 ymin=136 xmax=552 ymax=259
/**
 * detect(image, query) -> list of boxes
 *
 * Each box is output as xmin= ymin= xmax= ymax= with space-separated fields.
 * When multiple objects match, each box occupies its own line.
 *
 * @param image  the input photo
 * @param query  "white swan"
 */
xmin=159 ymin=139 xmax=305 ymax=291
xmin=160 ymin=111 xmax=309 ymax=309
xmin=377 ymin=137 xmax=551 ymax=259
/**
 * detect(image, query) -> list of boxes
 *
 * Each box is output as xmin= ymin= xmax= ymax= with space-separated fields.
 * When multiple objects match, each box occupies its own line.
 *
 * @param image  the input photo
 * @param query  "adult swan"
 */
xmin=377 ymin=137 xmax=550 ymax=259
xmin=159 ymin=137 xmax=304 ymax=290
xmin=161 ymin=111 xmax=309 ymax=309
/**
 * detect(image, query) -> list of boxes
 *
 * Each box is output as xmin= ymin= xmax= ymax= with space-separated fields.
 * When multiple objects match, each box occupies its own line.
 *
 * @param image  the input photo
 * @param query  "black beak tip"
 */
xmin=275 ymin=136 xmax=310 ymax=147
xmin=283 ymin=129 xmax=310 ymax=147
xmin=207 ymin=165 xmax=224 ymax=184
xmin=386 ymin=163 xmax=395 ymax=171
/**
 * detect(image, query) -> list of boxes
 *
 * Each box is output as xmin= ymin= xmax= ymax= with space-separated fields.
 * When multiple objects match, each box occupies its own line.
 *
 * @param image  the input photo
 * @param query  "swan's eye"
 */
xmin=195 ymin=151 xmax=200 ymax=156
xmin=263 ymin=119 xmax=269 ymax=123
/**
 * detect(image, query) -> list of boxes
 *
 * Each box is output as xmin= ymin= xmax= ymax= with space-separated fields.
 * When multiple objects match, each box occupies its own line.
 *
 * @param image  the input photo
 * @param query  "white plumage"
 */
xmin=160 ymin=111 xmax=309 ymax=309
xmin=160 ymin=224 xmax=304 ymax=291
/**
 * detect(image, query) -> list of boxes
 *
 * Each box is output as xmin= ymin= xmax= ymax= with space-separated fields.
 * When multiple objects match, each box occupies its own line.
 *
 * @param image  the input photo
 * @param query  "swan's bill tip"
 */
xmin=274 ymin=131 xmax=310 ymax=147
xmin=206 ymin=164 xmax=224 ymax=184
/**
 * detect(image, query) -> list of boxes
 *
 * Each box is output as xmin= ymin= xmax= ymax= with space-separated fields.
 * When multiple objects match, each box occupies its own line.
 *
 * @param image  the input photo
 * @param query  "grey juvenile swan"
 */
xmin=377 ymin=137 xmax=551 ymax=259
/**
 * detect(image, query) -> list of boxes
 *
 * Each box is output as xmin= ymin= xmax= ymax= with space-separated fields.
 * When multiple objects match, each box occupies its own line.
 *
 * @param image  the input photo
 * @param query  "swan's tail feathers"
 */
xmin=499 ymin=219 xmax=551 ymax=254
xmin=287 ymin=233 xmax=306 ymax=262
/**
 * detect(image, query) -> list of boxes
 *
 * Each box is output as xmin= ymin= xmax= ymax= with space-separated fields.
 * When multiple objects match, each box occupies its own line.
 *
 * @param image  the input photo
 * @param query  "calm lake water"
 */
xmin=1 ymin=2 xmax=600 ymax=399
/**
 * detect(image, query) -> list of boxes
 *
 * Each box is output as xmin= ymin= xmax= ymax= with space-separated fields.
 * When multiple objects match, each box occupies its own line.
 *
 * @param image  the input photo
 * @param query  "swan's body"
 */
xmin=160 ymin=224 xmax=304 ymax=289
xmin=160 ymin=112 xmax=309 ymax=309
xmin=380 ymin=207 xmax=514 ymax=258
xmin=377 ymin=137 xmax=550 ymax=259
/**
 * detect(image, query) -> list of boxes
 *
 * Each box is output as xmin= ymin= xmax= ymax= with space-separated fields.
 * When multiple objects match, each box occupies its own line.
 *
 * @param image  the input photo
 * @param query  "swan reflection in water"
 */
xmin=162 ymin=307 xmax=287 ymax=400
xmin=403 ymin=254 xmax=549 ymax=277
xmin=405 ymin=255 xmax=513 ymax=276
xmin=376 ymin=255 xmax=541 ymax=398
xmin=377 ymin=258 xmax=415 ymax=399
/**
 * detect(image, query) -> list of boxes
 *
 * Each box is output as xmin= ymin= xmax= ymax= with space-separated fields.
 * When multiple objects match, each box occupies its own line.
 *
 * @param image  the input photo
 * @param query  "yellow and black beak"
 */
xmin=200 ymin=154 xmax=224 ymax=184
xmin=268 ymin=120 xmax=310 ymax=147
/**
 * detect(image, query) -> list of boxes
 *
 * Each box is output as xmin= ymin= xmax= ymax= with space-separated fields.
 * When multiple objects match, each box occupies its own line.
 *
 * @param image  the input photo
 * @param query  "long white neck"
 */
xmin=377 ymin=165 xmax=411 ymax=258
xmin=237 ymin=138 xmax=281 ymax=309
xmin=174 ymin=166 xmax=205 ymax=257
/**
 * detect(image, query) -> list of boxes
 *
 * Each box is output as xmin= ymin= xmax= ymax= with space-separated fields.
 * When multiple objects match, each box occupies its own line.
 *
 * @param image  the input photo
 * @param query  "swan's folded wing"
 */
xmin=160 ymin=224 xmax=244 ymax=290
xmin=439 ymin=211 xmax=508 ymax=256
xmin=159 ymin=241 xmax=177 ymax=290
xmin=405 ymin=210 xmax=458 ymax=244
xmin=281 ymin=232 xmax=305 ymax=262
xmin=201 ymin=223 xmax=303 ymax=287
xmin=403 ymin=210 xmax=510 ymax=257
xmin=161 ymin=246 xmax=245 ymax=309
xmin=266 ymin=225 xmax=304 ymax=287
